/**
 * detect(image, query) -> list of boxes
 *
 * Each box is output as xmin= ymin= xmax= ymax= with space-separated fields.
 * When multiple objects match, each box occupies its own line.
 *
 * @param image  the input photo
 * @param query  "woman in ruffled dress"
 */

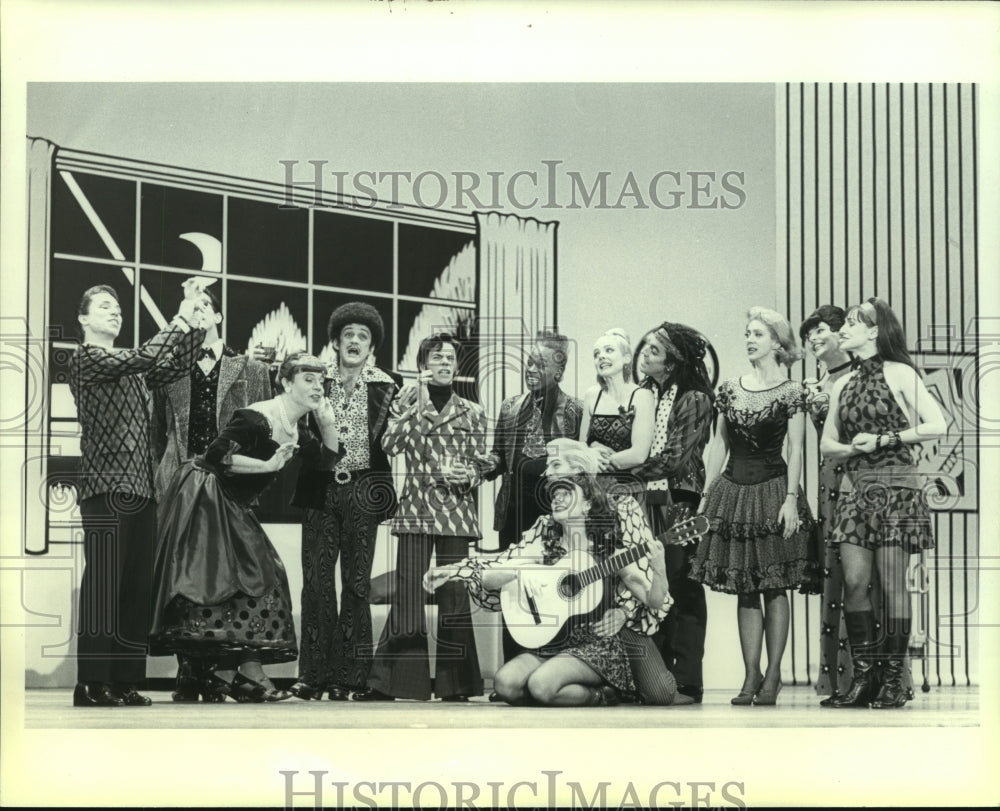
xmin=690 ymin=307 xmax=817 ymax=706
xmin=579 ymin=328 xmax=655 ymax=503
xmin=423 ymin=438 xmax=674 ymax=706
xmin=150 ymin=353 xmax=340 ymax=702
xmin=820 ymin=298 xmax=946 ymax=709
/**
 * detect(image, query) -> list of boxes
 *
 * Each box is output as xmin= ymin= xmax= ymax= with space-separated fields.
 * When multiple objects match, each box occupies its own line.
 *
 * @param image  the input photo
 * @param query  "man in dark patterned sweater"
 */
xmin=151 ymin=285 xmax=271 ymax=702
xmin=70 ymin=283 xmax=205 ymax=707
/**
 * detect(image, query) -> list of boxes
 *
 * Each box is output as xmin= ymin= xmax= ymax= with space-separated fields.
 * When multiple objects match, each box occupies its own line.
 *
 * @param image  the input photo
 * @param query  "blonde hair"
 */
xmin=545 ymin=438 xmax=603 ymax=476
xmin=746 ymin=306 xmax=803 ymax=368
xmin=593 ymin=328 xmax=633 ymax=387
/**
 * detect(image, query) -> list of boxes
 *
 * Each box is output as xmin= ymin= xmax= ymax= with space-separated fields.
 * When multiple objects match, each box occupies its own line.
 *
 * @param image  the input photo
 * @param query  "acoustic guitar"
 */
xmin=500 ymin=515 xmax=709 ymax=649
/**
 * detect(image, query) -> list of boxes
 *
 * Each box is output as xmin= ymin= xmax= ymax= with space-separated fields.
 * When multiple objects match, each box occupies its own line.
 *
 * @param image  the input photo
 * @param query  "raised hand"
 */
xmin=267 ymin=441 xmax=298 ymax=472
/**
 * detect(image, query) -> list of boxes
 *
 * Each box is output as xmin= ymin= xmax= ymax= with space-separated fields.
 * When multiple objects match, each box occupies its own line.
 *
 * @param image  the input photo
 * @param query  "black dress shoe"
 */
xmin=115 ymin=685 xmax=152 ymax=706
xmin=290 ymin=681 xmax=324 ymax=701
xmin=488 ymin=691 xmax=502 ymax=703
xmin=676 ymin=684 xmax=704 ymax=704
xmin=327 ymin=685 xmax=351 ymax=701
xmin=351 ymin=687 xmax=395 ymax=702
xmin=439 ymin=695 xmax=469 ymax=702
xmin=73 ymin=683 xmax=124 ymax=707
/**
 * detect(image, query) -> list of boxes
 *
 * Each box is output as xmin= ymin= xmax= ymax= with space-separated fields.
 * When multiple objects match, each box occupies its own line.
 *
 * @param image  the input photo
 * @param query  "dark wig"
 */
xmin=849 ymin=297 xmax=917 ymax=371
xmin=799 ymin=304 xmax=846 ymax=343
xmin=633 ymin=321 xmax=716 ymax=405
xmin=544 ymin=474 xmax=620 ymax=558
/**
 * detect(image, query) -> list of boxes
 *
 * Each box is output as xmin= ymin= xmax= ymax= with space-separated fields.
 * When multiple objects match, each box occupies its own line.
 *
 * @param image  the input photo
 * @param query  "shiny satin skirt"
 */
xmin=149 ymin=461 xmax=297 ymax=664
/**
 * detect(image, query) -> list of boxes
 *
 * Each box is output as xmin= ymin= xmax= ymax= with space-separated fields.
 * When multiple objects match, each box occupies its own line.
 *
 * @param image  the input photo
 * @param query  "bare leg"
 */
xmin=525 ymin=653 xmax=605 ymax=707
xmin=493 ymin=653 xmax=544 ymax=705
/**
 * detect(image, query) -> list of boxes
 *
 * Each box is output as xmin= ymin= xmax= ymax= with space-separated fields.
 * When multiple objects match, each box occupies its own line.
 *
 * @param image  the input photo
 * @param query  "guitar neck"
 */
xmin=577 ymin=544 xmax=649 ymax=588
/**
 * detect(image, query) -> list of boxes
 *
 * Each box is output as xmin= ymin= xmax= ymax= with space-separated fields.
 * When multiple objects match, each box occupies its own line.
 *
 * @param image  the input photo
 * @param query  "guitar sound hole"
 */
xmin=559 ymin=573 xmax=581 ymax=600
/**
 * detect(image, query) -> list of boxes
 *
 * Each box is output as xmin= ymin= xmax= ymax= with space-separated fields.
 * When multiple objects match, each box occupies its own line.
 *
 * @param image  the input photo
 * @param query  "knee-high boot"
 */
xmin=829 ymin=610 xmax=880 ymax=708
xmin=869 ymin=618 xmax=911 ymax=709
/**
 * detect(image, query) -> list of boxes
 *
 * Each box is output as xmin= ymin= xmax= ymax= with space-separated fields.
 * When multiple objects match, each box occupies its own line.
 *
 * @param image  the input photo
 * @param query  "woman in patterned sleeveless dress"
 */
xmin=820 ymin=298 xmax=947 ymax=709
xmin=422 ymin=439 xmax=672 ymax=706
xmin=690 ymin=307 xmax=817 ymax=706
xmin=578 ymin=329 xmax=655 ymax=503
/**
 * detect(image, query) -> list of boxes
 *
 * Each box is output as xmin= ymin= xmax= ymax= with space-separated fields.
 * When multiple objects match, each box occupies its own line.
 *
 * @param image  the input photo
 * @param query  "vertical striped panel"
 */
xmin=777 ymin=83 xmax=979 ymax=687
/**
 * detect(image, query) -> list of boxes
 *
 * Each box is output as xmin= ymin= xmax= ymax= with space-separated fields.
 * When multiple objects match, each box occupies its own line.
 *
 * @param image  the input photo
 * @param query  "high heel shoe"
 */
xmin=233 ymin=672 xmax=292 ymax=702
xmin=753 ymin=680 xmax=783 ymax=706
xmin=730 ymin=673 xmax=764 ymax=705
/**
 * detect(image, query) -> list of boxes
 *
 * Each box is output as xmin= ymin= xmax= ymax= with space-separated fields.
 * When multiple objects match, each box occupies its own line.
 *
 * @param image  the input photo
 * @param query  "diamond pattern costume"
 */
xmin=70 ymin=319 xmax=204 ymax=685
xmin=366 ymin=391 xmax=487 ymax=699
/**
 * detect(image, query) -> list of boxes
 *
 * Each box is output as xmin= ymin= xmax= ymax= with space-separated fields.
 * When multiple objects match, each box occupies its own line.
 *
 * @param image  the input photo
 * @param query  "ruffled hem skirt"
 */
xmin=690 ymin=473 xmax=820 ymax=595
xmin=149 ymin=461 xmax=298 ymax=663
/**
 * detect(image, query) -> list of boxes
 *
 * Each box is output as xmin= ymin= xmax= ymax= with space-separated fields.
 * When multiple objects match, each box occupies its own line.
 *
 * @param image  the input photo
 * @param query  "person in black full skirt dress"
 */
xmin=690 ymin=307 xmax=818 ymax=707
xmin=150 ymin=353 xmax=340 ymax=702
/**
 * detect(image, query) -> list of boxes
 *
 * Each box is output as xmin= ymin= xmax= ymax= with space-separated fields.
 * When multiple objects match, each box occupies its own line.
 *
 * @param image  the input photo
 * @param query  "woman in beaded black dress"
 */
xmin=690 ymin=306 xmax=817 ymax=706
xmin=579 ymin=329 xmax=655 ymax=503
xmin=819 ymin=298 xmax=946 ymax=709
xmin=150 ymin=353 xmax=340 ymax=702
xmin=423 ymin=438 xmax=672 ymax=706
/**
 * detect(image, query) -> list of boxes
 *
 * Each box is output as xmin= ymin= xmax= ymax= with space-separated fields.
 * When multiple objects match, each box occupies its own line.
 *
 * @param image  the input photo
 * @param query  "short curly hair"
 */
xmin=327 ymin=302 xmax=385 ymax=349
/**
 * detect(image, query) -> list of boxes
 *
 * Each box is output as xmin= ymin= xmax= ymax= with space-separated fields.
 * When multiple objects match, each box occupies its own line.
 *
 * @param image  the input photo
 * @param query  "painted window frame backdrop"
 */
xmin=28 ymin=140 xmax=533 ymax=543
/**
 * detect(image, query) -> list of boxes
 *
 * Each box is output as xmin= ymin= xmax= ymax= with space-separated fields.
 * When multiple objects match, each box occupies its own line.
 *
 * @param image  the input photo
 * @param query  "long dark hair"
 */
xmin=633 ymin=321 xmax=716 ymax=405
xmin=545 ymin=474 xmax=620 ymax=558
xmin=849 ymin=297 xmax=917 ymax=371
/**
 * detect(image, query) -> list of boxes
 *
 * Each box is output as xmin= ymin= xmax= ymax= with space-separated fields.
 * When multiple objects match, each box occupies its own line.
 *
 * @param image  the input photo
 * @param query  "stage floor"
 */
xmin=23 ymin=685 xmax=980 ymax=729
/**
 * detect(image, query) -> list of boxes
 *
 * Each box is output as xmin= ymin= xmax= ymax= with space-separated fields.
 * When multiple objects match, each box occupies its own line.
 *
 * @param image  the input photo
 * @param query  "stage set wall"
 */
xmin=16 ymin=83 xmax=980 ymax=691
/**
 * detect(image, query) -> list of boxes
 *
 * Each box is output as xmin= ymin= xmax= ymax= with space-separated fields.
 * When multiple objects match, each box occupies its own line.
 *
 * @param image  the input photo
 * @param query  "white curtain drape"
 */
xmin=474 ymin=211 xmax=559 ymax=426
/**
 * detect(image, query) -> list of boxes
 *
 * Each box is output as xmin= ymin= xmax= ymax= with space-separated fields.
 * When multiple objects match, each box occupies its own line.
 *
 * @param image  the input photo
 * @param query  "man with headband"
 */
xmin=290 ymin=302 xmax=401 ymax=702
xmin=630 ymin=321 xmax=716 ymax=704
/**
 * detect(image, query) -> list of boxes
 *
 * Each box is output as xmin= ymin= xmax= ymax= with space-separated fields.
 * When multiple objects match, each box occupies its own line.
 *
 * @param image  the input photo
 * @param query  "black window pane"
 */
xmin=226 ymin=279 xmax=309 ymax=361
xmin=51 ymin=171 xmax=136 ymax=261
xmin=398 ymin=224 xmax=475 ymax=301
xmin=396 ymin=300 xmax=476 ymax=374
xmin=312 ymin=291 xmax=393 ymax=371
xmin=141 ymin=185 xmax=223 ymax=270
xmin=313 ymin=211 xmax=393 ymax=294
xmin=48 ymin=259 xmax=136 ymax=346
xmin=227 ymin=197 xmax=308 ymax=284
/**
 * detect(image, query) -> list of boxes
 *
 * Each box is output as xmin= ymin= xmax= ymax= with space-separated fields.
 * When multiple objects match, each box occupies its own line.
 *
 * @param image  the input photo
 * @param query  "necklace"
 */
xmin=276 ymin=396 xmax=297 ymax=437
xmin=826 ymin=358 xmax=853 ymax=374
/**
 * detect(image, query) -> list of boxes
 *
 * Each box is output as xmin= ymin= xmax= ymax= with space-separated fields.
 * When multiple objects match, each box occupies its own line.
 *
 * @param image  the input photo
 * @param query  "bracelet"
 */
xmin=786 ymin=491 xmax=796 ymax=497
xmin=875 ymin=433 xmax=883 ymax=450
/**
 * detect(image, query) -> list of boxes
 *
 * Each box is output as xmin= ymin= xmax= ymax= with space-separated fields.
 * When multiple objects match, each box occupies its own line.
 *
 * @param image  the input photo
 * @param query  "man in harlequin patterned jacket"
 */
xmin=362 ymin=332 xmax=486 ymax=702
xmin=70 ymin=281 xmax=205 ymax=707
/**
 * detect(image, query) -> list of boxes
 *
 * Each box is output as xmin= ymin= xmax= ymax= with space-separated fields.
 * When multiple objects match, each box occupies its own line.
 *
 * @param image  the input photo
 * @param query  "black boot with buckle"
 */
xmin=870 ymin=618 xmax=911 ymax=709
xmin=829 ymin=610 xmax=881 ymax=708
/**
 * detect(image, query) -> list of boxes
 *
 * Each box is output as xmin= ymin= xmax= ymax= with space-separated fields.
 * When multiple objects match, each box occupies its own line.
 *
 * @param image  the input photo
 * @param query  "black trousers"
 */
xmin=368 ymin=534 xmax=483 ymax=700
xmin=646 ymin=498 xmax=708 ymax=691
xmin=76 ymin=494 xmax=156 ymax=685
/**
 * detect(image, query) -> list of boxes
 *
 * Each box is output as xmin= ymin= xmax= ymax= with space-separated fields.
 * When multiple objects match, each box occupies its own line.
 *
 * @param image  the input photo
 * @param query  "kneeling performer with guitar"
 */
xmin=424 ymin=439 xmax=699 ymax=706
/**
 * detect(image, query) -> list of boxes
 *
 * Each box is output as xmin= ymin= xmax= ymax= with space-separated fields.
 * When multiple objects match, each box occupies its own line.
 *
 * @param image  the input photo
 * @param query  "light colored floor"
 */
xmin=23 ymin=685 xmax=980 ymax=729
